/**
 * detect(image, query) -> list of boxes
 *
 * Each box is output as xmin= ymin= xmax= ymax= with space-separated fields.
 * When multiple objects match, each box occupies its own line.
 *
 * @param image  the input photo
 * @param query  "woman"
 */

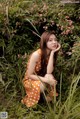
xmin=21 ymin=31 xmax=61 ymax=107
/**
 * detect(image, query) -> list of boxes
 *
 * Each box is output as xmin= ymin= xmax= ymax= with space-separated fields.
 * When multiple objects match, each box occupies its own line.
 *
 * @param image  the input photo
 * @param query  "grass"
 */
xmin=0 ymin=72 xmax=80 ymax=119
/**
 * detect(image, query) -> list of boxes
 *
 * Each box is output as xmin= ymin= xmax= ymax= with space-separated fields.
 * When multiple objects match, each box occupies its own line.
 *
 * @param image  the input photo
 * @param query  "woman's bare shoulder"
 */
xmin=30 ymin=50 xmax=40 ymax=62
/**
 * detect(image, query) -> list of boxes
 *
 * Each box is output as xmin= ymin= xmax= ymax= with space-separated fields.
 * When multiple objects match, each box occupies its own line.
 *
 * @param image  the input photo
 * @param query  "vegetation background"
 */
xmin=0 ymin=0 xmax=80 ymax=119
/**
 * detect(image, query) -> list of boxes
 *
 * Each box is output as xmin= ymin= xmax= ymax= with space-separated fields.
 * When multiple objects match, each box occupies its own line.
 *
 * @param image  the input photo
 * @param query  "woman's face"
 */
xmin=46 ymin=34 xmax=58 ymax=50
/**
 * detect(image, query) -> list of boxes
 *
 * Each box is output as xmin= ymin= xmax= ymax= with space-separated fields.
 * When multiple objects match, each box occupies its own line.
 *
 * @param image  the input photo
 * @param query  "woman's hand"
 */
xmin=44 ymin=74 xmax=57 ymax=85
xmin=51 ymin=43 xmax=61 ymax=53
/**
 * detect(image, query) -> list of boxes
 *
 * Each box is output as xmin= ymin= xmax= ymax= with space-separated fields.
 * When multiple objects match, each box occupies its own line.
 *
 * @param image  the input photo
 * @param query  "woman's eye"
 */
xmin=49 ymin=39 xmax=52 ymax=41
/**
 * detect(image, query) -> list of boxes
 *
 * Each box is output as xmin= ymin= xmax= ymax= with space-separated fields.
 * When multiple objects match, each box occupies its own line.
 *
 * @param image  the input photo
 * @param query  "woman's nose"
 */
xmin=52 ymin=41 xmax=57 ymax=44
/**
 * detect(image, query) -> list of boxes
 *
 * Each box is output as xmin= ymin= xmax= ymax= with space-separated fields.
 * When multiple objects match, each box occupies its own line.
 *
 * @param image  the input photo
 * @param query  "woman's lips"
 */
xmin=52 ymin=45 xmax=57 ymax=48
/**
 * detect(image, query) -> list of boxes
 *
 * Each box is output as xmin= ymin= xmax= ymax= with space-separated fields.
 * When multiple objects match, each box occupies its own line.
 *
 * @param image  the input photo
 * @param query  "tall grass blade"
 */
xmin=25 ymin=18 xmax=40 ymax=35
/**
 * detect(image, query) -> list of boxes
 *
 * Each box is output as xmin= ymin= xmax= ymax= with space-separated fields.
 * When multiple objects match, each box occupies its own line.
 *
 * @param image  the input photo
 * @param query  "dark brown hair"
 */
xmin=39 ymin=31 xmax=58 ymax=76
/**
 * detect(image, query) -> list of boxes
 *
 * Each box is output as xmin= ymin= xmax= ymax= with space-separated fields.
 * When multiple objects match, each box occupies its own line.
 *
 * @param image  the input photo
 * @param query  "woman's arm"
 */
xmin=47 ymin=43 xmax=61 ymax=74
xmin=47 ymin=51 xmax=54 ymax=74
xmin=45 ymin=73 xmax=57 ymax=85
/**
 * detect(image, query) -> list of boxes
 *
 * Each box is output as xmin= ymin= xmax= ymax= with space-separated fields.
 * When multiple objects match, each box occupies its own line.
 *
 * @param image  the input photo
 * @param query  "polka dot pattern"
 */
xmin=22 ymin=79 xmax=41 ymax=107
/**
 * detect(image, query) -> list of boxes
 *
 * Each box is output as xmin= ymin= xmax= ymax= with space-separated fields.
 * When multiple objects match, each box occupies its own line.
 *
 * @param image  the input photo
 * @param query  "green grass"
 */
xmin=0 ymin=72 xmax=80 ymax=119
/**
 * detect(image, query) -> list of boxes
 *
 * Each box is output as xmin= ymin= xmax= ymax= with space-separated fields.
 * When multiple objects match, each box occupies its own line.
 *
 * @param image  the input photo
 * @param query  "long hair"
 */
xmin=40 ymin=31 xmax=58 ymax=76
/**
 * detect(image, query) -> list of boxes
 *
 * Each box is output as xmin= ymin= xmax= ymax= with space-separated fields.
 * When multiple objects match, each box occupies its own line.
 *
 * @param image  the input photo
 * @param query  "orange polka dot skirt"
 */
xmin=21 ymin=78 xmax=41 ymax=107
